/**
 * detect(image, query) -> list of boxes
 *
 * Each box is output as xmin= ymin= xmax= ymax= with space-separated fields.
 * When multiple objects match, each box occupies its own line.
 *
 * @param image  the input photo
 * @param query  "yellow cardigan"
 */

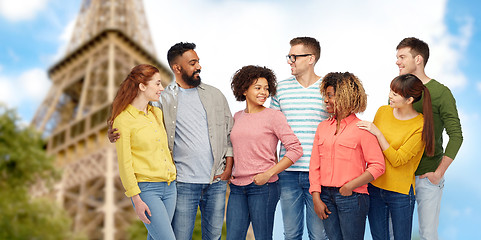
xmin=113 ymin=104 xmax=176 ymax=197
xmin=371 ymin=105 xmax=425 ymax=195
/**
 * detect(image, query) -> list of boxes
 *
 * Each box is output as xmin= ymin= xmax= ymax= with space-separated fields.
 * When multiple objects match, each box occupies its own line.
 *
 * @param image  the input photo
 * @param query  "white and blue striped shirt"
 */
xmin=270 ymin=76 xmax=329 ymax=171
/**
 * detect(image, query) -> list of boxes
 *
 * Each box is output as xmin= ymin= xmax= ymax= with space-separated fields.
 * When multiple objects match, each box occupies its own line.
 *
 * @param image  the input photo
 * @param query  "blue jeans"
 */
xmin=415 ymin=176 xmax=444 ymax=240
xmin=172 ymin=181 xmax=227 ymax=240
xmin=368 ymin=184 xmax=415 ymax=240
xmin=134 ymin=181 xmax=177 ymax=240
xmin=226 ymin=181 xmax=280 ymax=240
xmin=320 ymin=186 xmax=369 ymax=240
xmin=278 ymin=171 xmax=328 ymax=240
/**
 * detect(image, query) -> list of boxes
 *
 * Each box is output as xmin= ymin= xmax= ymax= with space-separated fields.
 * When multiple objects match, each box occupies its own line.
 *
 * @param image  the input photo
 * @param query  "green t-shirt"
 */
xmin=413 ymin=79 xmax=463 ymax=175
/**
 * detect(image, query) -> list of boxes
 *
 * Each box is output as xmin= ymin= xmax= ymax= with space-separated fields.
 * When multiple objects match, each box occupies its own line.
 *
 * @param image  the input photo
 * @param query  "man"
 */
xmin=109 ymin=42 xmax=233 ymax=240
xmin=270 ymin=37 xmax=329 ymax=240
xmin=395 ymin=37 xmax=463 ymax=240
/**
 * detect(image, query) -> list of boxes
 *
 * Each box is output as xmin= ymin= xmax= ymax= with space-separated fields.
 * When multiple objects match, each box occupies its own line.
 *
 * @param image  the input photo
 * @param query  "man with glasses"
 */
xmin=270 ymin=37 xmax=329 ymax=240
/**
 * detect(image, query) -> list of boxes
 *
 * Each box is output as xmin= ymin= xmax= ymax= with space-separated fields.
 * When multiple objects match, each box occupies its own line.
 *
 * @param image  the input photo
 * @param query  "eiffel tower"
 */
xmin=31 ymin=0 xmax=172 ymax=239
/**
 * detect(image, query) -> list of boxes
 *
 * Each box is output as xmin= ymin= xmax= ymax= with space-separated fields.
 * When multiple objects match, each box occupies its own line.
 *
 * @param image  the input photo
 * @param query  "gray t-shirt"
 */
xmin=173 ymin=87 xmax=214 ymax=183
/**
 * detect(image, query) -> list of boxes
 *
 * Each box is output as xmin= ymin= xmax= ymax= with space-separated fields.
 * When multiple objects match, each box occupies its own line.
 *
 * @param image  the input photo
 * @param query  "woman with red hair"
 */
xmin=108 ymin=64 xmax=176 ymax=240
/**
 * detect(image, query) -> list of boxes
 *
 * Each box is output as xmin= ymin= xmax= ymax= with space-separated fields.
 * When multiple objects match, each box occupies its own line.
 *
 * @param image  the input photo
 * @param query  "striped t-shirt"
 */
xmin=270 ymin=76 xmax=328 ymax=171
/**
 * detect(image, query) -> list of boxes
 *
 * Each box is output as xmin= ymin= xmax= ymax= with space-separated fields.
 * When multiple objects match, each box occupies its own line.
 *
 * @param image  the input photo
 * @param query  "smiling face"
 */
xmin=244 ymin=77 xmax=269 ymax=108
xmin=324 ymin=85 xmax=336 ymax=114
xmin=389 ymin=89 xmax=413 ymax=109
xmin=141 ymin=72 xmax=164 ymax=101
xmin=287 ymin=44 xmax=313 ymax=76
xmin=177 ymin=49 xmax=202 ymax=87
xmin=396 ymin=47 xmax=418 ymax=75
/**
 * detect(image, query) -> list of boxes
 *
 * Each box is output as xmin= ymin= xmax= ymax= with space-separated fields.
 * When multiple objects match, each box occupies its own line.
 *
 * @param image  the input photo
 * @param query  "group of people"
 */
xmin=107 ymin=36 xmax=463 ymax=240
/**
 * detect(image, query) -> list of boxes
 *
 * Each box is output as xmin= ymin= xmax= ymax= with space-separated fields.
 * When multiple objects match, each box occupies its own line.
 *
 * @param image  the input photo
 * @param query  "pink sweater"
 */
xmin=230 ymin=108 xmax=303 ymax=186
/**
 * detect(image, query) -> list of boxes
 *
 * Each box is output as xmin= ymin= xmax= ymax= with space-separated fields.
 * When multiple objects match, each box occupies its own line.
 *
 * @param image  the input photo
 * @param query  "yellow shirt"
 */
xmin=113 ymin=104 xmax=176 ymax=197
xmin=371 ymin=105 xmax=425 ymax=195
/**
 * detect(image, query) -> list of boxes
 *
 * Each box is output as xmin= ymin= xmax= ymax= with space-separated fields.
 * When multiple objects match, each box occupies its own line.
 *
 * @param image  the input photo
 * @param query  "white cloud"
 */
xmin=0 ymin=68 xmax=50 ymax=109
xmin=0 ymin=0 xmax=49 ymax=21
xmin=0 ymin=76 xmax=17 ymax=107
xmin=19 ymin=68 xmax=50 ymax=101
xmin=477 ymin=82 xmax=481 ymax=94
xmin=144 ymin=0 xmax=469 ymax=120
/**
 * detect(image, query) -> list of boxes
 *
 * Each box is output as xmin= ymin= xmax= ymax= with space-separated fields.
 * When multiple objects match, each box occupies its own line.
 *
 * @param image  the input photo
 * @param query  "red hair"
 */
xmin=108 ymin=64 xmax=159 ymax=123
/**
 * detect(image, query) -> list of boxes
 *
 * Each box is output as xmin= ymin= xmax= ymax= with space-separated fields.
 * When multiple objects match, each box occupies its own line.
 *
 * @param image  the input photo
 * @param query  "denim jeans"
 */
xmin=415 ymin=176 xmax=444 ymax=240
xmin=172 ymin=181 xmax=227 ymax=240
xmin=134 ymin=181 xmax=177 ymax=240
xmin=368 ymin=184 xmax=415 ymax=240
xmin=278 ymin=171 xmax=328 ymax=240
xmin=226 ymin=181 xmax=280 ymax=240
xmin=320 ymin=186 xmax=369 ymax=240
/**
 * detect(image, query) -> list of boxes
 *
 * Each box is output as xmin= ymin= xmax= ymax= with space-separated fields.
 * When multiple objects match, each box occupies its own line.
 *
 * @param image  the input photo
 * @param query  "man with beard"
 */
xmin=109 ymin=42 xmax=233 ymax=240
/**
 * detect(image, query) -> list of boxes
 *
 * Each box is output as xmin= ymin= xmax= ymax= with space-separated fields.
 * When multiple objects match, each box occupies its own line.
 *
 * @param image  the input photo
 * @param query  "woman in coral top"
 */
xmin=227 ymin=65 xmax=303 ymax=240
xmin=357 ymin=74 xmax=434 ymax=240
xmin=108 ymin=64 xmax=176 ymax=240
xmin=309 ymin=72 xmax=385 ymax=240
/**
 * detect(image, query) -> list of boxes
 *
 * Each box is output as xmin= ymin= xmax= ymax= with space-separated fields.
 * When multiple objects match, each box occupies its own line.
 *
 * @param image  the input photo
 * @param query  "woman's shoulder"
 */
xmin=315 ymin=117 xmax=333 ymax=130
xmin=377 ymin=105 xmax=392 ymax=113
xmin=151 ymin=105 xmax=163 ymax=115
xmin=233 ymin=109 xmax=244 ymax=119
xmin=264 ymin=107 xmax=281 ymax=114
xmin=113 ymin=108 xmax=135 ymax=127
xmin=264 ymin=108 xmax=288 ymax=121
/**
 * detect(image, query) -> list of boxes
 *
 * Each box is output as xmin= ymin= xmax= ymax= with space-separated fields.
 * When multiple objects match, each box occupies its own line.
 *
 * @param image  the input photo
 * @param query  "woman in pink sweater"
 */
xmin=226 ymin=65 xmax=303 ymax=240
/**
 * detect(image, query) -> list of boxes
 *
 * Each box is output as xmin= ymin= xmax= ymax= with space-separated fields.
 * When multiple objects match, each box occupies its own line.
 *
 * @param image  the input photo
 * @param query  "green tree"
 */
xmin=127 ymin=219 xmax=147 ymax=240
xmin=0 ymin=104 xmax=77 ymax=239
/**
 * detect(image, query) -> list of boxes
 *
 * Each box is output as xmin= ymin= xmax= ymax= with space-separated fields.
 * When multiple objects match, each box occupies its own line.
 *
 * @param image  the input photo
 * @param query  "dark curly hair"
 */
xmin=167 ymin=42 xmax=196 ymax=67
xmin=231 ymin=65 xmax=277 ymax=101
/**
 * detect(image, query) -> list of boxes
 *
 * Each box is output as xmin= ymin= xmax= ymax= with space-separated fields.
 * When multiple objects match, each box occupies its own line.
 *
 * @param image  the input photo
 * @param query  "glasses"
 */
xmin=286 ymin=54 xmax=312 ymax=63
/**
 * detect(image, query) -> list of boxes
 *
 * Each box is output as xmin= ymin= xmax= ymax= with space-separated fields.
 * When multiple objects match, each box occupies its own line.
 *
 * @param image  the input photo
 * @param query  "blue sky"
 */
xmin=0 ymin=0 xmax=480 ymax=239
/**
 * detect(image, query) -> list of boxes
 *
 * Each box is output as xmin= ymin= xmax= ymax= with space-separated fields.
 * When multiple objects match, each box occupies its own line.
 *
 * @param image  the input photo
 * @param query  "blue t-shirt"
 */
xmin=173 ymin=87 xmax=214 ymax=183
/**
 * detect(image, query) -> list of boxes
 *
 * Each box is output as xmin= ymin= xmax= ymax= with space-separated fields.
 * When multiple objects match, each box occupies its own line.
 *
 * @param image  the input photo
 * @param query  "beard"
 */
xmin=181 ymin=69 xmax=201 ymax=87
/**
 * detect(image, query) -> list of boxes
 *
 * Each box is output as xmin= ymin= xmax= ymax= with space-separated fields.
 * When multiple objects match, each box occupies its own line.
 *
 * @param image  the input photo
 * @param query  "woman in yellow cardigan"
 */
xmin=108 ymin=64 xmax=176 ymax=240
xmin=357 ymin=74 xmax=434 ymax=240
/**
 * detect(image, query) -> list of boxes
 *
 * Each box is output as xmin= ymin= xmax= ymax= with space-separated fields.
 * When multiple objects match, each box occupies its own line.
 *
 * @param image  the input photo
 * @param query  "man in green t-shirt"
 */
xmin=395 ymin=37 xmax=463 ymax=240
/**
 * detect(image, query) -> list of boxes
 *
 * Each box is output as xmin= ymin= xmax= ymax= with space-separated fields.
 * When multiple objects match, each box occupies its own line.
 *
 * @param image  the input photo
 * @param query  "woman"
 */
xmin=357 ymin=74 xmax=434 ymax=240
xmin=227 ymin=65 xmax=303 ymax=240
xmin=309 ymin=72 xmax=385 ymax=240
xmin=108 ymin=64 xmax=176 ymax=240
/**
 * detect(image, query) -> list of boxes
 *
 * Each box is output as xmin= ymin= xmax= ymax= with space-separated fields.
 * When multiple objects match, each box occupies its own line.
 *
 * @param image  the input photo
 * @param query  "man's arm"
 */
xmin=214 ymin=156 xmax=233 ymax=181
xmin=440 ymin=89 xmax=463 ymax=160
xmin=213 ymin=93 xmax=234 ymax=181
xmin=420 ymin=88 xmax=462 ymax=184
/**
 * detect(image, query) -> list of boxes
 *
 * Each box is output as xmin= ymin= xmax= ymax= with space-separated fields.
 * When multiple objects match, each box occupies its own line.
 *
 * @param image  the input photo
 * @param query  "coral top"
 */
xmin=309 ymin=114 xmax=385 ymax=194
